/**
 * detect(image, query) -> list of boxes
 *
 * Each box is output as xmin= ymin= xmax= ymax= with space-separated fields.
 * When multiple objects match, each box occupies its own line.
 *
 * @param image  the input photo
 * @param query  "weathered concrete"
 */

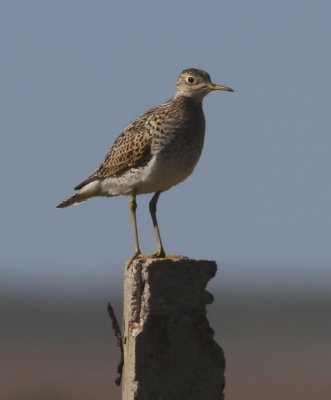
xmin=122 ymin=258 xmax=225 ymax=400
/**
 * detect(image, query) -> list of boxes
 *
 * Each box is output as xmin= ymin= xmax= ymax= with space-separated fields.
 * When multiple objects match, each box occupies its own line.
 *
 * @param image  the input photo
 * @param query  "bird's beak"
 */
xmin=207 ymin=83 xmax=234 ymax=93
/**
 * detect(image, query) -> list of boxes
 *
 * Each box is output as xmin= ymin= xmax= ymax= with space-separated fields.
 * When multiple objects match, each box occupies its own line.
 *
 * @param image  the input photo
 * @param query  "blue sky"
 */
xmin=1 ymin=0 xmax=330 ymax=296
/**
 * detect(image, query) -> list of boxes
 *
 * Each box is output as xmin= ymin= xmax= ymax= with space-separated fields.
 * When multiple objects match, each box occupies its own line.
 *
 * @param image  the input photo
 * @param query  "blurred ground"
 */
xmin=1 ymin=282 xmax=330 ymax=400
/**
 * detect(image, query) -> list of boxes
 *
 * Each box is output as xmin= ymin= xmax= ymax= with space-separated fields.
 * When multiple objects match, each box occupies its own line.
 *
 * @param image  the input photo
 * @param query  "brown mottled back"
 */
xmin=74 ymin=104 xmax=168 ymax=190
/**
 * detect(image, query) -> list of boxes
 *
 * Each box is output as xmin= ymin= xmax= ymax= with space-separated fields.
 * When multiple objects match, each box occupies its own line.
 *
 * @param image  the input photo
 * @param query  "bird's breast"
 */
xmin=140 ymin=121 xmax=205 ymax=193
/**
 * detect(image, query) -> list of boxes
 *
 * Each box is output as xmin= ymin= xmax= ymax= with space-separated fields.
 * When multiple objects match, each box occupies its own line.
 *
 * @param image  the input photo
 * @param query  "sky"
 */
xmin=1 ymin=0 xmax=330 ymax=297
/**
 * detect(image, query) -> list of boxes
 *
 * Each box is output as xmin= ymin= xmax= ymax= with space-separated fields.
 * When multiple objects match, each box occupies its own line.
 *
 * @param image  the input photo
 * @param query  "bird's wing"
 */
xmin=74 ymin=106 xmax=160 ymax=190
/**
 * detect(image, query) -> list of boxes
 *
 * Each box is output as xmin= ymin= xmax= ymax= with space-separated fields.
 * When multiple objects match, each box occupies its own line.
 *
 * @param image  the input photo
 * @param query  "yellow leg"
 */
xmin=149 ymin=191 xmax=166 ymax=258
xmin=128 ymin=192 xmax=141 ymax=257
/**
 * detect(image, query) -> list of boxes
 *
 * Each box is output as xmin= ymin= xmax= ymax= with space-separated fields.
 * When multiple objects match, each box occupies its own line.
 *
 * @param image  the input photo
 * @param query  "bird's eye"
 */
xmin=187 ymin=76 xmax=195 ymax=84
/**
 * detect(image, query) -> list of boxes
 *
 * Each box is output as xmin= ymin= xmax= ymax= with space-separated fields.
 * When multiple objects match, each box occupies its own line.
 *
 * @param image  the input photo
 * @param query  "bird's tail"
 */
xmin=57 ymin=179 xmax=103 ymax=208
xmin=56 ymin=192 xmax=89 ymax=208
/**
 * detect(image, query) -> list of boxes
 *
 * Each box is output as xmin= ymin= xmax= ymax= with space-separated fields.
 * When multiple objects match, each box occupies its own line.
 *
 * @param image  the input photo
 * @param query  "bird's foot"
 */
xmin=126 ymin=250 xmax=142 ymax=268
xmin=126 ymin=251 xmax=188 ymax=268
xmin=164 ymin=253 xmax=188 ymax=260
xmin=151 ymin=249 xmax=166 ymax=258
xmin=126 ymin=251 xmax=154 ymax=268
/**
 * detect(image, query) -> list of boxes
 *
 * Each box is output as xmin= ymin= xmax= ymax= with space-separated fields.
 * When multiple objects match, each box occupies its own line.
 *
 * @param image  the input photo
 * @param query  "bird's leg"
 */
xmin=128 ymin=192 xmax=141 ymax=257
xmin=149 ymin=191 xmax=166 ymax=258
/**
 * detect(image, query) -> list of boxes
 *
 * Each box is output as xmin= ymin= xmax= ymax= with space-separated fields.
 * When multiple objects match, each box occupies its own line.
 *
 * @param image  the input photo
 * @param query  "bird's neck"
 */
xmin=173 ymin=94 xmax=204 ymax=108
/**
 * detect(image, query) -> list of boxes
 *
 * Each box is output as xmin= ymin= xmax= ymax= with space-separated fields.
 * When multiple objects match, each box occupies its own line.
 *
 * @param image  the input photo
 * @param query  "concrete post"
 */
xmin=122 ymin=258 xmax=225 ymax=400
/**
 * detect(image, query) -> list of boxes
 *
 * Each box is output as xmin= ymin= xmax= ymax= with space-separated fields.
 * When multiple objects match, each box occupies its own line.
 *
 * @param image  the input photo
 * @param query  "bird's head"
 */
xmin=175 ymin=68 xmax=233 ymax=100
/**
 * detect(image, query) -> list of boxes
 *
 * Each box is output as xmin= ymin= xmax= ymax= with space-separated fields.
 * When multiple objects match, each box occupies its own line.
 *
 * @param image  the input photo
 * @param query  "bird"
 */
xmin=57 ymin=68 xmax=233 ymax=258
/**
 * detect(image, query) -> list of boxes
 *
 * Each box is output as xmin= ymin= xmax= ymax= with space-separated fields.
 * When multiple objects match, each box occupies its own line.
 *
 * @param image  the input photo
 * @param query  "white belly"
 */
xmin=98 ymin=150 xmax=200 ymax=197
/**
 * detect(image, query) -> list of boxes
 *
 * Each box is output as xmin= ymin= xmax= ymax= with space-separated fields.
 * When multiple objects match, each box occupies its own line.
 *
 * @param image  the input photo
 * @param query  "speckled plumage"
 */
xmin=57 ymin=68 xmax=233 ymax=257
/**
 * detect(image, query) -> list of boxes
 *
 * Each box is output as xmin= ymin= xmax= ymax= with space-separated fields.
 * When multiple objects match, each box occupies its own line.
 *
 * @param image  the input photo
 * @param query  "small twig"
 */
xmin=107 ymin=302 xmax=124 ymax=386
